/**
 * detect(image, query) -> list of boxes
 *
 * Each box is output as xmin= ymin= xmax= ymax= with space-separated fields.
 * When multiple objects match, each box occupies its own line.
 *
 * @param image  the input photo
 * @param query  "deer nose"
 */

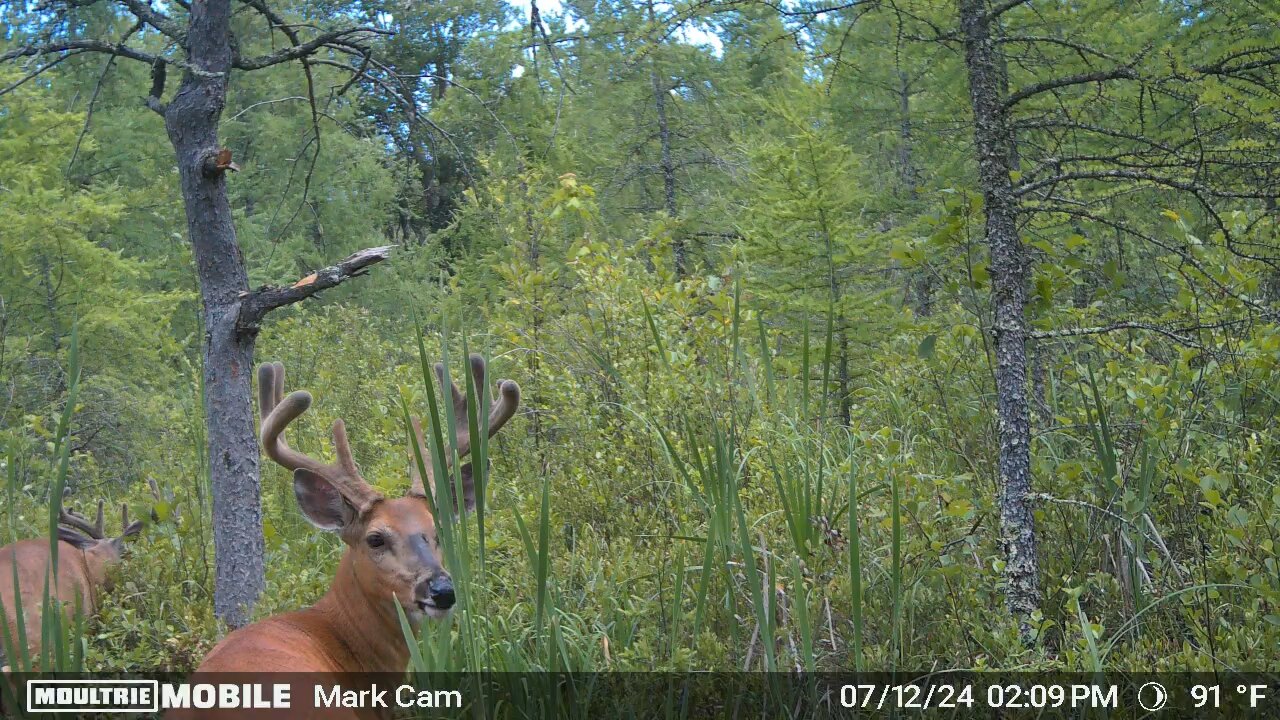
xmin=424 ymin=575 xmax=454 ymax=609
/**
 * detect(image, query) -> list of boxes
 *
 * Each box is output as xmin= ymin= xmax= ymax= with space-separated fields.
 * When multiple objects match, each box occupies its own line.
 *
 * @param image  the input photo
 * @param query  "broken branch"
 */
xmin=236 ymin=245 xmax=394 ymax=332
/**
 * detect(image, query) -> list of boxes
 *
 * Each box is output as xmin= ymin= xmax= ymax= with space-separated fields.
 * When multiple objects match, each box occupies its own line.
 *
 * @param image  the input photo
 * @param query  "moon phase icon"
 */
xmin=1138 ymin=682 xmax=1168 ymax=711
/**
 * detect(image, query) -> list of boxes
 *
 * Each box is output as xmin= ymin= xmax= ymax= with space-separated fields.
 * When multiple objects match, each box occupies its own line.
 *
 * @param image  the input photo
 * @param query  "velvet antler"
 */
xmin=59 ymin=500 xmax=106 ymax=539
xmin=258 ymin=362 xmax=382 ymax=514
xmin=58 ymin=499 xmax=143 ymax=548
xmin=408 ymin=354 xmax=521 ymax=510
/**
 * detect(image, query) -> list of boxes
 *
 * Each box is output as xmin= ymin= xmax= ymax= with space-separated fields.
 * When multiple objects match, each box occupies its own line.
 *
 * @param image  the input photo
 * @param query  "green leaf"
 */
xmin=917 ymin=334 xmax=937 ymax=360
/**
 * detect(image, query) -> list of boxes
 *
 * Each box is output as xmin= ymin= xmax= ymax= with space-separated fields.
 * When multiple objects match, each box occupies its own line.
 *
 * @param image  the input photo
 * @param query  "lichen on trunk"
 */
xmin=958 ymin=0 xmax=1042 ymax=642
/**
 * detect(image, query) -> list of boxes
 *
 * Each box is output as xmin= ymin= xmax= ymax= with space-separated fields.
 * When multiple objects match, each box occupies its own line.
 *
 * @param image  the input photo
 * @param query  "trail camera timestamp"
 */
xmin=838 ymin=683 xmax=1119 ymax=710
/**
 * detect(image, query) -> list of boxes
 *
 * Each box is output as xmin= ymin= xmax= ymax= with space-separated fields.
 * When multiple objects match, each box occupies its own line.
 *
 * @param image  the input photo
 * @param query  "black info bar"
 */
xmin=5 ymin=672 xmax=1279 ymax=718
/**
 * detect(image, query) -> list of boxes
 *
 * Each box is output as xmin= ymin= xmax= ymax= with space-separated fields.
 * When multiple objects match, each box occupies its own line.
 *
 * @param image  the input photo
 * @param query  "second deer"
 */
xmin=0 ymin=502 xmax=143 ymax=670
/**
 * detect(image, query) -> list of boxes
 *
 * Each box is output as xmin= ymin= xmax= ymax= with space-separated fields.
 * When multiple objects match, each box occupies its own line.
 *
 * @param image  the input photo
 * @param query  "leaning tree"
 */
xmin=2 ymin=0 xmax=402 ymax=625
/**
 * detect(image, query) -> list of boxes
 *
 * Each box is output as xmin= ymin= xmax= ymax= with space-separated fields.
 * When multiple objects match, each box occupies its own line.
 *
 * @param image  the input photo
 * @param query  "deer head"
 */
xmin=56 ymin=500 xmax=145 ymax=587
xmin=258 ymin=356 xmax=519 ymax=621
xmin=58 ymin=500 xmax=144 ymax=555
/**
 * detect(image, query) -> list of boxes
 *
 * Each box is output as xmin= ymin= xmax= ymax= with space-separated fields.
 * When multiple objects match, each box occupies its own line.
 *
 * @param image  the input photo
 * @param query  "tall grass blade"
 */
xmin=732 ymin=459 xmax=773 ymax=670
xmin=1076 ymin=602 xmax=1104 ymax=673
xmin=640 ymin=295 xmax=670 ymax=371
xmin=690 ymin=529 xmax=715 ymax=641
xmin=9 ymin=560 xmax=28 ymax=671
xmin=1083 ymin=364 xmax=1118 ymax=495
xmin=847 ymin=444 xmax=863 ymax=671
xmin=460 ymin=337 xmax=491 ymax=574
xmin=534 ymin=472 xmax=552 ymax=660
xmin=890 ymin=471 xmax=902 ymax=667
xmin=756 ymin=315 xmax=776 ymax=408
xmin=789 ymin=555 xmax=814 ymax=673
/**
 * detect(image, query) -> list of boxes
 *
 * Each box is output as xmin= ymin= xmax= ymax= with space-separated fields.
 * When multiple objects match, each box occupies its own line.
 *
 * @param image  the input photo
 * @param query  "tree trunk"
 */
xmin=896 ymin=71 xmax=933 ymax=317
xmin=959 ymin=0 xmax=1042 ymax=641
xmin=164 ymin=0 xmax=265 ymax=627
xmin=38 ymin=254 xmax=62 ymax=361
xmin=897 ymin=71 xmax=916 ymax=192
xmin=646 ymin=0 xmax=684 ymax=277
xmin=652 ymin=72 xmax=677 ymax=224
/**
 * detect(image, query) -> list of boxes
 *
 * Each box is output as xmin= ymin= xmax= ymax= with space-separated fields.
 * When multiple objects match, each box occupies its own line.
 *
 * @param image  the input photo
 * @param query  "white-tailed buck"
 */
xmin=0 ymin=501 xmax=143 ymax=669
xmin=193 ymin=355 xmax=519 ymax=676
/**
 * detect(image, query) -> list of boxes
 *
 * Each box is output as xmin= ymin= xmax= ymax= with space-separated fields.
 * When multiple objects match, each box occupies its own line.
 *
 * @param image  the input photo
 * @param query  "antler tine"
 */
xmin=259 ymin=362 xmax=322 ymax=474
xmin=59 ymin=502 xmax=106 ymax=540
xmin=330 ymin=419 xmax=363 ymax=479
xmin=434 ymin=361 xmax=467 ymax=417
xmin=271 ymin=361 xmax=286 ymax=408
xmin=464 ymin=354 xmax=521 ymax=453
xmin=408 ymin=416 xmax=430 ymax=497
xmin=324 ymin=418 xmax=381 ymax=512
xmin=119 ymin=502 xmax=144 ymax=538
xmin=257 ymin=362 xmax=382 ymax=514
xmin=147 ymin=477 xmax=168 ymax=523
xmin=434 ymin=354 xmax=516 ymax=457
xmin=408 ymin=354 xmax=521 ymax=498
xmin=93 ymin=499 xmax=105 ymax=537
xmin=487 ymin=378 xmax=522 ymax=438
xmin=258 ymin=362 xmax=278 ymax=423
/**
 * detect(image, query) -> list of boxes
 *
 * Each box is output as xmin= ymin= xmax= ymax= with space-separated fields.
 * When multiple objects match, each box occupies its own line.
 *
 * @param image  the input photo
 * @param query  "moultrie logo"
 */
xmin=26 ymin=680 xmax=158 ymax=713
xmin=24 ymin=680 xmax=293 ymax=712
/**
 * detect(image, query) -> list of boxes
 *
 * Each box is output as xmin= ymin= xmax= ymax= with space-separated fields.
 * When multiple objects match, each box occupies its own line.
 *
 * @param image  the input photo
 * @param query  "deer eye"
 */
xmin=365 ymin=532 xmax=387 ymax=549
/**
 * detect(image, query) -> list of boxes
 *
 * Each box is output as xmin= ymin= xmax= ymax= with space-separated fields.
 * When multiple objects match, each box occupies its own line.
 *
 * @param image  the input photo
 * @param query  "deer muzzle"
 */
xmin=415 ymin=575 xmax=455 ymax=617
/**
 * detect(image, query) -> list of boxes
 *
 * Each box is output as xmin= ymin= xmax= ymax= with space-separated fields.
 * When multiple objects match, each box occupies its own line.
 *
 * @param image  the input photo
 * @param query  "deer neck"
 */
xmin=313 ymin=550 xmax=418 ymax=674
xmin=81 ymin=542 xmax=121 ymax=590
xmin=58 ymin=545 xmax=101 ymax=608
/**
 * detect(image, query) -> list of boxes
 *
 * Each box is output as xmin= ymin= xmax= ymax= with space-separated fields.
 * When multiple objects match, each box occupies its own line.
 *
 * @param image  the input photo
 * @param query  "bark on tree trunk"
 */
xmin=163 ymin=0 xmax=265 ymax=627
xmin=959 ymin=0 xmax=1042 ymax=641
xmin=895 ymin=71 xmax=934 ymax=317
xmin=646 ymin=0 xmax=685 ymax=277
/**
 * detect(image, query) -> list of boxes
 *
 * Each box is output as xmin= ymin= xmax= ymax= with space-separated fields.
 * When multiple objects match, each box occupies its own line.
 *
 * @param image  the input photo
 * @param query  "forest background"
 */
xmin=1 ymin=0 xmax=1279 ymax=673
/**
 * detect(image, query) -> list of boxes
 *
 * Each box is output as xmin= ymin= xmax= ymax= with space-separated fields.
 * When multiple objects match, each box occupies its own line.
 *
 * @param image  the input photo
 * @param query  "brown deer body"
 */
xmin=185 ymin=357 xmax=519 ymax=717
xmin=0 ymin=502 xmax=142 ymax=670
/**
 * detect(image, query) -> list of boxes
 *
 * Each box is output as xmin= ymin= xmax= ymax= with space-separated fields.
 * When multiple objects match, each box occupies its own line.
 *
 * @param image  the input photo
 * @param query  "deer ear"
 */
xmin=294 ymin=469 xmax=355 ymax=532
xmin=424 ymin=464 xmax=478 ymax=516
xmin=57 ymin=527 xmax=96 ymax=550
xmin=455 ymin=463 xmax=477 ymax=514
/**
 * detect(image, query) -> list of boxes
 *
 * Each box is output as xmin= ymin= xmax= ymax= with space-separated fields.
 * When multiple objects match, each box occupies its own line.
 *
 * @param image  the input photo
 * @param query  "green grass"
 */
xmin=0 ymin=327 xmax=90 ymax=715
